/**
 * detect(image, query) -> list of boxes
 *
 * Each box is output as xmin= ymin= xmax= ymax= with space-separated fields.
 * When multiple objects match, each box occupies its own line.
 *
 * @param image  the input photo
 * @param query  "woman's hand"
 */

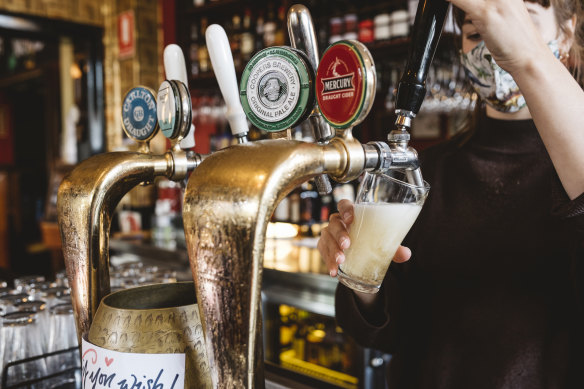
xmin=448 ymin=0 xmax=552 ymax=75
xmin=449 ymin=0 xmax=584 ymax=199
xmin=317 ymin=199 xmax=413 ymax=278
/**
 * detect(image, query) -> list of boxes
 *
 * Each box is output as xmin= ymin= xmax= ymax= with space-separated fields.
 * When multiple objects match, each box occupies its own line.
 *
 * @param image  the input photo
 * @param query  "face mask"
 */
xmin=460 ymin=40 xmax=560 ymax=113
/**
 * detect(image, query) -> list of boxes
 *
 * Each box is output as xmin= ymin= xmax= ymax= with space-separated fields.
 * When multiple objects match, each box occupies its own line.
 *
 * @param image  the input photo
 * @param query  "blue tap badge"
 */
xmin=122 ymin=86 xmax=159 ymax=142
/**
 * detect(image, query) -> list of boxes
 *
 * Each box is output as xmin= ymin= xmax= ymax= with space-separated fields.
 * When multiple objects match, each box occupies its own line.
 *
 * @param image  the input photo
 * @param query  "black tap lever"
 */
xmin=396 ymin=0 xmax=451 ymax=116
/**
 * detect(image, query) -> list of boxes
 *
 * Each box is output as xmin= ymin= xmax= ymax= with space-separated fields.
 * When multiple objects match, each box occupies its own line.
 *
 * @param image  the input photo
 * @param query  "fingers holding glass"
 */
xmin=317 ymin=226 xmax=344 ymax=277
xmin=393 ymin=245 xmax=412 ymax=263
xmin=336 ymin=199 xmax=355 ymax=224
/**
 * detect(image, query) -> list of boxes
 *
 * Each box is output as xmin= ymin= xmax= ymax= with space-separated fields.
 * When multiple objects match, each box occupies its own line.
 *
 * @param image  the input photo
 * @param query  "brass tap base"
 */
xmin=184 ymin=139 xmax=333 ymax=388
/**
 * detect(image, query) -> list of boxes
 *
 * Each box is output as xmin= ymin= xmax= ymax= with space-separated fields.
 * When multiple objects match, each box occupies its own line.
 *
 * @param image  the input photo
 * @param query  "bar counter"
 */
xmin=109 ymin=235 xmax=336 ymax=316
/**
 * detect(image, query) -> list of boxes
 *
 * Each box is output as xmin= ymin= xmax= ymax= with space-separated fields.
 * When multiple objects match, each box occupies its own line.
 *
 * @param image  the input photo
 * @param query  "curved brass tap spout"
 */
xmin=183 ymin=138 xmax=354 ymax=388
xmin=58 ymin=151 xmax=197 ymax=342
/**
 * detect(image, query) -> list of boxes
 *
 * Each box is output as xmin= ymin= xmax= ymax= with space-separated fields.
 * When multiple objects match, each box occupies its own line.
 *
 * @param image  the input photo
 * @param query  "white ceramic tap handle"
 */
xmin=206 ymin=24 xmax=249 ymax=139
xmin=163 ymin=44 xmax=195 ymax=149
xmin=164 ymin=44 xmax=188 ymax=85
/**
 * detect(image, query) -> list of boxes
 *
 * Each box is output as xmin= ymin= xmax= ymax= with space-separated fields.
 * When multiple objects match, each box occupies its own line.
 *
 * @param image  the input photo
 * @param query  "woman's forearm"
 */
xmin=514 ymin=50 xmax=584 ymax=199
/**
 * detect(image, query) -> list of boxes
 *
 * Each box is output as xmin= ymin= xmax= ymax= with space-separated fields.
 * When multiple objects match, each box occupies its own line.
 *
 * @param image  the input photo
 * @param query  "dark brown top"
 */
xmin=336 ymin=113 xmax=584 ymax=388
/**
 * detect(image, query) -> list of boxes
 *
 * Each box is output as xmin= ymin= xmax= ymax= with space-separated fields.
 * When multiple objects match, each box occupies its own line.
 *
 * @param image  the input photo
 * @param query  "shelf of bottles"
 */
xmin=174 ymin=0 xmax=477 ymax=245
xmin=179 ymin=0 xmax=475 ymax=148
xmin=183 ymin=0 xmax=414 ymax=83
xmin=264 ymin=303 xmax=363 ymax=389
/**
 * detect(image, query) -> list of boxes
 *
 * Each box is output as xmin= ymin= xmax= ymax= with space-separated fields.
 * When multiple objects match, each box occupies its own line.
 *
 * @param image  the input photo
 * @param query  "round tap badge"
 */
xmin=121 ymin=86 xmax=159 ymax=142
xmin=157 ymin=80 xmax=192 ymax=141
xmin=240 ymin=46 xmax=314 ymax=132
xmin=316 ymin=40 xmax=376 ymax=129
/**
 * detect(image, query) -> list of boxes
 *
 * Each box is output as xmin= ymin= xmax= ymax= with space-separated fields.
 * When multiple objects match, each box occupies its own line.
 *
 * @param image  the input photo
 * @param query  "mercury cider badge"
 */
xmin=316 ymin=40 xmax=376 ymax=129
xmin=240 ymin=46 xmax=313 ymax=132
xmin=121 ymin=86 xmax=159 ymax=142
xmin=157 ymin=80 xmax=192 ymax=141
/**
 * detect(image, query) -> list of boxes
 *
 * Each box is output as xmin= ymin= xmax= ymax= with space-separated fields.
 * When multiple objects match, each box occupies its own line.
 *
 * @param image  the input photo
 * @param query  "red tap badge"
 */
xmin=316 ymin=40 xmax=374 ymax=129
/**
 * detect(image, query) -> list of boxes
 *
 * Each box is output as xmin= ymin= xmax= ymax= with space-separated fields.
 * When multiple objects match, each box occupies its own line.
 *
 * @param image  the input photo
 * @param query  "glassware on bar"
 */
xmin=2 ymin=311 xmax=48 ymax=388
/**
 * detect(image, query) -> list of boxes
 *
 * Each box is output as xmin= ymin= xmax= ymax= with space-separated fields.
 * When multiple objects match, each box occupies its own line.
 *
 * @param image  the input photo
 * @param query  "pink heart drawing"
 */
xmin=105 ymin=357 xmax=114 ymax=367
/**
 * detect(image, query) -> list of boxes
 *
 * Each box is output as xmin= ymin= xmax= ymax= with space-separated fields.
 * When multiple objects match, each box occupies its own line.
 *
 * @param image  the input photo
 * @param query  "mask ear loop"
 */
xmin=557 ymin=14 xmax=577 ymax=67
xmin=559 ymin=51 xmax=571 ymax=65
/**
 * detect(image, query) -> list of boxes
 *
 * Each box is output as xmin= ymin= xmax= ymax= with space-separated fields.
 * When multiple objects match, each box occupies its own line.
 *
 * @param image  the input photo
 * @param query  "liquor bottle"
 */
xmin=230 ymin=13 xmax=242 ymax=69
xmin=263 ymin=3 xmax=277 ymax=47
xmin=190 ymin=21 xmax=199 ymax=41
xmin=255 ymin=10 xmax=265 ymax=51
xmin=374 ymin=13 xmax=392 ymax=41
xmin=200 ymin=17 xmax=208 ymax=40
xmin=292 ymin=310 xmax=308 ymax=361
xmin=343 ymin=8 xmax=358 ymax=41
xmin=241 ymin=8 xmax=255 ymax=62
xmin=358 ymin=17 xmax=375 ymax=44
xmin=274 ymin=4 xmax=287 ymax=46
xmin=198 ymin=17 xmax=210 ymax=73
xmin=190 ymin=22 xmax=200 ymax=76
xmin=300 ymin=181 xmax=319 ymax=225
xmin=279 ymin=304 xmax=295 ymax=348
xmin=273 ymin=196 xmax=290 ymax=222
xmin=289 ymin=187 xmax=301 ymax=224
xmin=391 ymin=8 xmax=410 ymax=40
xmin=329 ymin=16 xmax=343 ymax=45
xmin=198 ymin=45 xmax=209 ymax=73
xmin=320 ymin=194 xmax=333 ymax=222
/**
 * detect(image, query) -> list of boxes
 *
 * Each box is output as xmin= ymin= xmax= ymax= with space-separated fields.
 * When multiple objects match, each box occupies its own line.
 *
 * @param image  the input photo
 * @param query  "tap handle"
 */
xmin=206 ymin=24 xmax=249 ymax=142
xmin=164 ymin=44 xmax=188 ymax=85
xmin=287 ymin=4 xmax=320 ymax=74
xmin=163 ymin=44 xmax=195 ymax=148
xmin=287 ymin=5 xmax=333 ymax=195
xmin=396 ymin=0 xmax=450 ymax=114
xmin=288 ymin=4 xmax=334 ymax=145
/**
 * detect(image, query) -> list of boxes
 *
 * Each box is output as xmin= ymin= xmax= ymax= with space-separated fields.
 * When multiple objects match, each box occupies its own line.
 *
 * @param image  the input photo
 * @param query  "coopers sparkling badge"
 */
xmin=316 ymin=40 xmax=376 ymax=129
xmin=240 ymin=47 xmax=314 ymax=132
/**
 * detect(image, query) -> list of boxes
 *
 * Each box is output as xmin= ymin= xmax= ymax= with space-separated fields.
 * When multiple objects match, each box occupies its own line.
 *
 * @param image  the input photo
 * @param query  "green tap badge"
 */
xmin=240 ymin=46 xmax=314 ymax=132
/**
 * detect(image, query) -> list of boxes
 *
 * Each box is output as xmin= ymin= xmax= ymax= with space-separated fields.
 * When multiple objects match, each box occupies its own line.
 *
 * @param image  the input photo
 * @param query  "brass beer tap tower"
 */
xmin=57 ymin=39 xmax=252 ymax=345
xmin=183 ymin=1 xmax=449 ymax=387
xmin=58 ymin=32 xmax=251 ymax=384
xmin=58 ymin=44 xmax=201 ymax=343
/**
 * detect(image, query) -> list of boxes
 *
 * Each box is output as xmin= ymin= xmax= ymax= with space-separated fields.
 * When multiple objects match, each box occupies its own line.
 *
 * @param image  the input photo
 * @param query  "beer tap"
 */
xmin=58 ymin=45 xmax=203 ymax=344
xmin=162 ymin=44 xmax=197 ymax=151
xmin=287 ymin=4 xmax=333 ymax=195
xmin=390 ymin=0 xmax=450 ymax=186
xmin=206 ymin=24 xmax=250 ymax=144
xmin=183 ymin=2 xmax=450 ymax=387
xmin=184 ymin=22 xmax=380 ymax=389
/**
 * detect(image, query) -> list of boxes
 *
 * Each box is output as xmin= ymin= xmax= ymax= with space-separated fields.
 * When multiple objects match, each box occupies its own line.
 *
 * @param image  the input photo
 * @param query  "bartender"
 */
xmin=318 ymin=0 xmax=584 ymax=387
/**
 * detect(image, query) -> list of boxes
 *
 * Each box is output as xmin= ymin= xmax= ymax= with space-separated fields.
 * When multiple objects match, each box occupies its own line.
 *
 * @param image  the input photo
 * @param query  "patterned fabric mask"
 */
xmin=460 ymin=40 xmax=560 ymax=113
